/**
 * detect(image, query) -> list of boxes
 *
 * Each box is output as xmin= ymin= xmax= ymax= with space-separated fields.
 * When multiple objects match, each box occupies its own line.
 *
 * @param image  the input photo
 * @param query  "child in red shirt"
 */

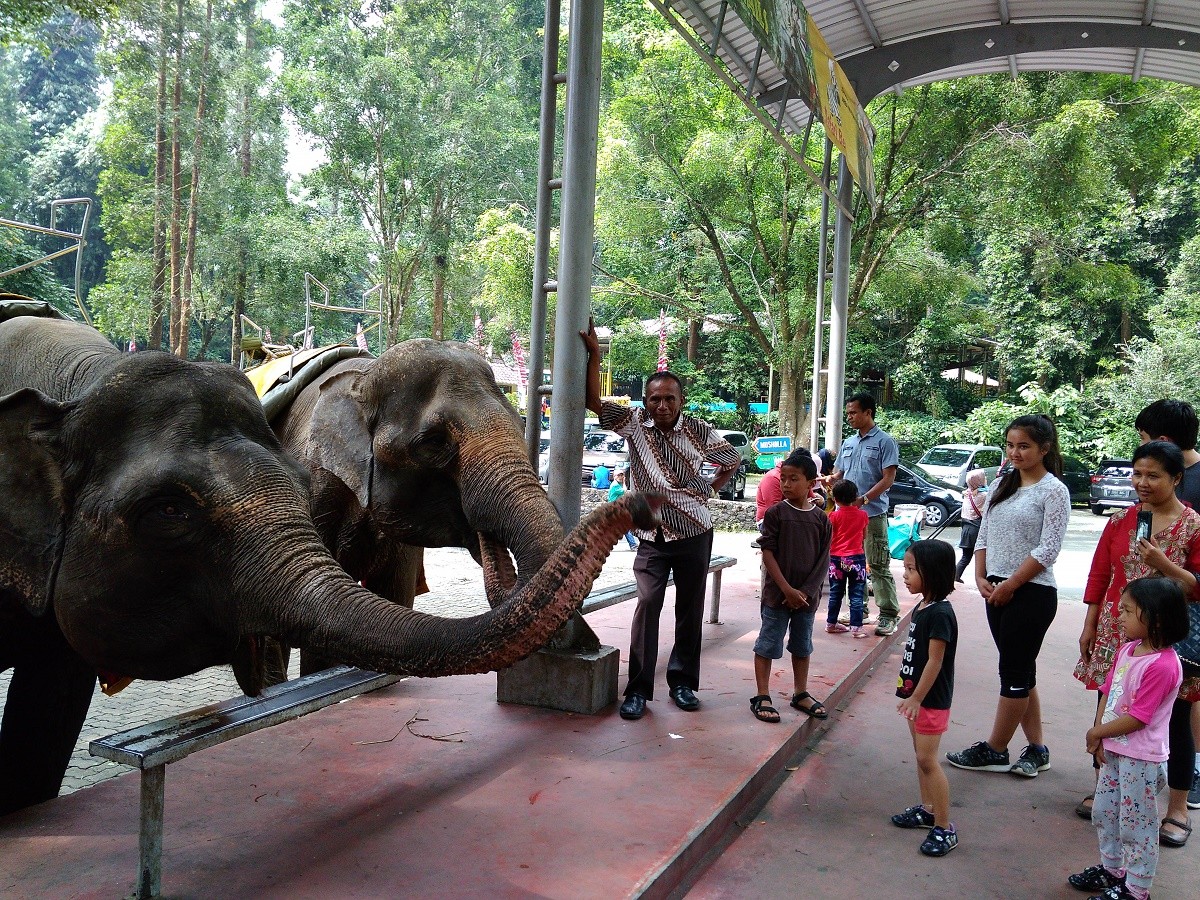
xmin=826 ymin=478 xmax=871 ymax=637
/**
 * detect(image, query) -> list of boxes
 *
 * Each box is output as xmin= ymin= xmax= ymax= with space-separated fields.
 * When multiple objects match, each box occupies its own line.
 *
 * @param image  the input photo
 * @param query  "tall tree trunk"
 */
xmin=687 ymin=318 xmax=700 ymax=363
xmin=168 ymin=0 xmax=184 ymax=355
xmin=150 ymin=0 xmax=169 ymax=351
xmin=178 ymin=0 xmax=212 ymax=358
xmin=231 ymin=1 xmax=255 ymax=365
xmin=430 ymin=185 xmax=446 ymax=340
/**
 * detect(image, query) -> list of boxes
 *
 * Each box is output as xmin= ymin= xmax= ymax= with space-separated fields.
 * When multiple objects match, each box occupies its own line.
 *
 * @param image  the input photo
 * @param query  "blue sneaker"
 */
xmin=919 ymin=824 xmax=958 ymax=857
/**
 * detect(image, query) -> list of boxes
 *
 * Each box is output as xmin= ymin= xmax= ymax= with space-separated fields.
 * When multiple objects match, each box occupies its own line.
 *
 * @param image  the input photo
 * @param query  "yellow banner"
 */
xmin=728 ymin=0 xmax=875 ymax=202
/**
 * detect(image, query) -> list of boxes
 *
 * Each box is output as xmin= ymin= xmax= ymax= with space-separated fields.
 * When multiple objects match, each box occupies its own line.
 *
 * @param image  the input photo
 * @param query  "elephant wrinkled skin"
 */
xmin=0 ymin=315 xmax=660 ymax=815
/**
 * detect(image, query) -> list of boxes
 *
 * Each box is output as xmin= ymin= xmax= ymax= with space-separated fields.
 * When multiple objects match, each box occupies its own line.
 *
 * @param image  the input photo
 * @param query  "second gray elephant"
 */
xmin=270 ymin=339 xmax=595 ymax=675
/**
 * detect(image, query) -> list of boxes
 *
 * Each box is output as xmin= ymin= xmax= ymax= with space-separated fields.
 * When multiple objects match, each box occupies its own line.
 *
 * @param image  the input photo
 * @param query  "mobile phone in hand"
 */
xmin=1136 ymin=509 xmax=1153 ymax=542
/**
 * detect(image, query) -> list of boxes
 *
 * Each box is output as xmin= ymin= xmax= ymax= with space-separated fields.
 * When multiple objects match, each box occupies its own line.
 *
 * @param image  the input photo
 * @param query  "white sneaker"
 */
xmin=838 ymin=611 xmax=875 ymax=626
xmin=850 ymin=626 xmax=869 ymax=639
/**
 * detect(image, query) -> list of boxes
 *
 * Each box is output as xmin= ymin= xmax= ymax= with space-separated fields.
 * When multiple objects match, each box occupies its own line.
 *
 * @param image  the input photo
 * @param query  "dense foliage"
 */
xmin=3 ymin=4 xmax=1199 ymax=461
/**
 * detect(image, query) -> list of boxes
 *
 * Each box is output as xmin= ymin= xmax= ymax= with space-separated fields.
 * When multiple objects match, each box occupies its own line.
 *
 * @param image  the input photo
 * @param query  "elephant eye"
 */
xmin=410 ymin=427 xmax=455 ymax=465
xmin=135 ymin=495 xmax=203 ymax=541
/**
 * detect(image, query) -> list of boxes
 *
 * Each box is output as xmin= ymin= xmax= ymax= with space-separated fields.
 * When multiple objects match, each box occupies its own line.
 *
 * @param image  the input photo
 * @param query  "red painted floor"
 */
xmin=0 ymin=551 xmax=904 ymax=899
xmin=11 ymin=553 xmax=1195 ymax=899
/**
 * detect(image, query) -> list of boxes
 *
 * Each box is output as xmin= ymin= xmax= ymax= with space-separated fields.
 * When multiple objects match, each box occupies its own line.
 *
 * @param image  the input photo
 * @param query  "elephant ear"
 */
xmin=0 ymin=388 xmax=69 ymax=616
xmin=307 ymin=369 xmax=373 ymax=509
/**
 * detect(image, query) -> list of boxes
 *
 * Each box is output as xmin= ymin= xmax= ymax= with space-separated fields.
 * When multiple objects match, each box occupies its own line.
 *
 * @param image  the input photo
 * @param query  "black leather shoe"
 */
xmin=619 ymin=693 xmax=646 ymax=720
xmin=670 ymin=685 xmax=700 ymax=711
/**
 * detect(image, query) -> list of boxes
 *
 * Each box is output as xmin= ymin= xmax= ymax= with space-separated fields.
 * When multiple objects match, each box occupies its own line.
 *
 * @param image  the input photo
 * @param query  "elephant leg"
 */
xmin=0 ymin=619 xmax=96 ymax=816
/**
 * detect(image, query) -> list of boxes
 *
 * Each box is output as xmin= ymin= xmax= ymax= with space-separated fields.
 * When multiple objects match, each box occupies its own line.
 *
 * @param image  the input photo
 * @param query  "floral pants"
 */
xmin=1092 ymin=750 xmax=1167 ymax=899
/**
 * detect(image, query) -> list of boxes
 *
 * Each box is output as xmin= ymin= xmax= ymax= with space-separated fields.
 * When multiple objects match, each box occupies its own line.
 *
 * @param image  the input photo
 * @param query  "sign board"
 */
xmin=753 ymin=435 xmax=792 ymax=454
xmin=726 ymin=0 xmax=875 ymax=203
xmin=756 ymin=453 xmax=788 ymax=471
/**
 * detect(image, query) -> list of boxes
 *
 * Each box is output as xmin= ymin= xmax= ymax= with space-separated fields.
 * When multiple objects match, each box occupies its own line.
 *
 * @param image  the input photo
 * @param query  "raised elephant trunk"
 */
xmin=258 ymin=493 xmax=661 ymax=677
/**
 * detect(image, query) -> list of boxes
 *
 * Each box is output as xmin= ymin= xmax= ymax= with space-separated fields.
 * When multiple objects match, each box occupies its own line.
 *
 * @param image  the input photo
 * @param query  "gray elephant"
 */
xmin=0 ymin=311 xmax=659 ymax=815
xmin=269 ymin=339 xmax=597 ymax=675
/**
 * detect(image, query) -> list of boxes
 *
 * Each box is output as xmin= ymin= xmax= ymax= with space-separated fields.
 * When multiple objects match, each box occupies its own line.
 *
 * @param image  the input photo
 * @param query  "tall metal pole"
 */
xmin=809 ymin=138 xmax=832 ymax=452
xmin=524 ymin=0 xmax=562 ymax=471
xmin=546 ymin=0 xmax=604 ymax=529
xmin=823 ymin=155 xmax=854 ymax=454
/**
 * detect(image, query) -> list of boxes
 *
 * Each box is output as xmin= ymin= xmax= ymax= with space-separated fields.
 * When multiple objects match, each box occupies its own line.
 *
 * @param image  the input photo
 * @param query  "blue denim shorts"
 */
xmin=753 ymin=602 xmax=816 ymax=660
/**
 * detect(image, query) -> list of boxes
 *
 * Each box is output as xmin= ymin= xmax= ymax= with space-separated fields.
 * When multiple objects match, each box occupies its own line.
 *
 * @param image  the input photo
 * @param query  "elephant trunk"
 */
xmin=259 ymin=493 xmax=661 ymax=676
xmin=456 ymin=423 xmax=564 ymax=600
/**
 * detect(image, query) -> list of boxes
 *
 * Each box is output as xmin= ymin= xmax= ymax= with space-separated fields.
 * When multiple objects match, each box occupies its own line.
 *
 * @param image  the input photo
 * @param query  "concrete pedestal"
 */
xmin=496 ymin=645 xmax=619 ymax=715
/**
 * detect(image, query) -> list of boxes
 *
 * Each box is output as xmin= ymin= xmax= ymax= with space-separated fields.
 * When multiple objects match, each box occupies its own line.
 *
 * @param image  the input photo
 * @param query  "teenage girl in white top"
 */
xmin=945 ymin=414 xmax=1071 ymax=778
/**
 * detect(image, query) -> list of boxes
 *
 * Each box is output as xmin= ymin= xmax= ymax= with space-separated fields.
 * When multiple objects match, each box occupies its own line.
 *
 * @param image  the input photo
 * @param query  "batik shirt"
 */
xmin=599 ymin=401 xmax=740 ymax=542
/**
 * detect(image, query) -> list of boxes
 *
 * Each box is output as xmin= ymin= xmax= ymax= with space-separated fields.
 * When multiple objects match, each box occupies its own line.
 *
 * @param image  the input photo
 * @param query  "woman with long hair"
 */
xmin=1074 ymin=442 xmax=1200 ymax=829
xmin=946 ymin=414 xmax=1071 ymax=778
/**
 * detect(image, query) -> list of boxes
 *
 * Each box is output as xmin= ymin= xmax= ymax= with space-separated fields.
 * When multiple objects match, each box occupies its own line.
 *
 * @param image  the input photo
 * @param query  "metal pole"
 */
xmin=809 ymin=138 xmax=832 ymax=452
xmin=524 ymin=0 xmax=562 ymax=471
xmin=824 ymin=156 xmax=854 ymax=455
xmin=137 ymin=766 xmax=165 ymax=899
xmin=546 ymin=0 xmax=604 ymax=529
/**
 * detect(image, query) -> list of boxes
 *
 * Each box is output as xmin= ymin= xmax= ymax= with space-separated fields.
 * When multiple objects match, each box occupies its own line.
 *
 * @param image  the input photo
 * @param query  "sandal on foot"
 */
xmin=790 ymin=691 xmax=828 ymax=719
xmin=1160 ymin=816 xmax=1191 ymax=847
xmin=1075 ymin=795 xmax=1094 ymax=820
xmin=750 ymin=694 xmax=780 ymax=723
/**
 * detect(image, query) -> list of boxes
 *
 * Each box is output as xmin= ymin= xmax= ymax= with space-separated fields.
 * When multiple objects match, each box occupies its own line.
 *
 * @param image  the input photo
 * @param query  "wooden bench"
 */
xmin=581 ymin=553 xmax=737 ymax=623
xmin=90 ymin=552 xmax=738 ymax=898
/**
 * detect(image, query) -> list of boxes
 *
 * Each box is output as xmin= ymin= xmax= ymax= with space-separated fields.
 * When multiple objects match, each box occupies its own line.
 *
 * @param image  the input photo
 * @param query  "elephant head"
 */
xmin=0 ymin=317 xmax=660 ymax=813
xmin=277 ymin=340 xmax=566 ymax=608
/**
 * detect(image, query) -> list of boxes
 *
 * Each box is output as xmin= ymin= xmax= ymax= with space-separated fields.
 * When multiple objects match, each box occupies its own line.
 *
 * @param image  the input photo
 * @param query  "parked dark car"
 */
xmin=1060 ymin=455 xmax=1093 ymax=504
xmin=889 ymin=463 xmax=962 ymax=529
xmin=1090 ymin=460 xmax=1135 ymax=515
xmin=702 ymin=459 xmax=748 ymax=501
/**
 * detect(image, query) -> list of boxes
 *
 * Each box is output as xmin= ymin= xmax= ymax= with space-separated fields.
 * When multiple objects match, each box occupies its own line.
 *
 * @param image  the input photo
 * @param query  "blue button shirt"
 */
xmin=838 ymin=425 xmax=899 ymax=518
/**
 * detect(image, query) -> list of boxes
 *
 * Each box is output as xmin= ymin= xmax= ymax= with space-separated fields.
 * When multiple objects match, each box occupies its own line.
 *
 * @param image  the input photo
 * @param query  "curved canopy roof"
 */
xmin=662 ymin=1 xmax=1200 ymax=144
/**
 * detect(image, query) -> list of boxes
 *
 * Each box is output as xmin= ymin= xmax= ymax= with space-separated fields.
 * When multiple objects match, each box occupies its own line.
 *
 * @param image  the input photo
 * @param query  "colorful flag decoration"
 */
xmin=510 ymin=331 xmax=528 ymax=389
xmin=355 ymin=321 xmax=369 ymax=352
xmin=657 ymin=308 xmax=668 ymax=372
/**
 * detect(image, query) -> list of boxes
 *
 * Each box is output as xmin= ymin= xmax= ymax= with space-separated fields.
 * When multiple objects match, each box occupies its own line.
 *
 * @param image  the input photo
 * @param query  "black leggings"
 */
xmin=1168 ymin=698 xmax=1196 ymax=791
xmin=984 ymin=579 xmax=1058 ymax=699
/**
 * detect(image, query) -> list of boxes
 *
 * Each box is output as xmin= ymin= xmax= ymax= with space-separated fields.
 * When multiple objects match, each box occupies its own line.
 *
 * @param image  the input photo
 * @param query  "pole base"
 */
xmin=496 ymin=645 xmax=619 ymax=715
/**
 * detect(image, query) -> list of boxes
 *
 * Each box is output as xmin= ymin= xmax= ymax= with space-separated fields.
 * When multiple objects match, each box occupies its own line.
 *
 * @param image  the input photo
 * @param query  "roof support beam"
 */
xmin=997 ymin=1 xmax=1010 ymax=26
xmin=843 ymin=20 xmax=1200 ymax=104
xmin=1132 ymin=46 xmax=1146 ymax=81
xmin=1143 ymin=1 xmax=1157 ymax=27
xmin=849 ymin=0 xmax=882 ymax=49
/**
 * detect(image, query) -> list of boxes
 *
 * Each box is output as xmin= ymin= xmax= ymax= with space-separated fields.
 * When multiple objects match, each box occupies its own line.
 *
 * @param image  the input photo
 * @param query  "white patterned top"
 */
xmin=975 ymin=471 xmax=1071 ymax=587
xmin=599 ymin=401 xmax=741 ymax=541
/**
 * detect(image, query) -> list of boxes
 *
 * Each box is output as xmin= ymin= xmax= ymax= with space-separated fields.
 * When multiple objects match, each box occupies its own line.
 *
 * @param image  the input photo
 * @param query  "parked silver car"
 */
xmin=1089 ymin=460 xmax=1135 ymax=515
xmin=916 ymin=443 xmax=1004 ymax=488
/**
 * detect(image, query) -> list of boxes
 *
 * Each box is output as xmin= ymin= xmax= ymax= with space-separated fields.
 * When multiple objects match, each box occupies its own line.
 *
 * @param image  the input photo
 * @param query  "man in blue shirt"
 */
xmin=591 ymin=463 xmax=611 ymax=490
xmin=829 ymin=392 xmax=900 ymax=636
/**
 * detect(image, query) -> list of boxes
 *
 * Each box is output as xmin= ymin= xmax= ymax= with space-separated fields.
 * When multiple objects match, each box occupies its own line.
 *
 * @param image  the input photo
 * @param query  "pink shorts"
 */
xmin=915 ymin=706 xmax=950 ymax=735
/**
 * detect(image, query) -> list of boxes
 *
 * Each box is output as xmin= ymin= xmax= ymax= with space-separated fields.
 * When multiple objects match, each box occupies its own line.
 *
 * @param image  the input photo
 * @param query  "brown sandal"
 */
xmin=750 ymin=694 xmax=780 ymax=723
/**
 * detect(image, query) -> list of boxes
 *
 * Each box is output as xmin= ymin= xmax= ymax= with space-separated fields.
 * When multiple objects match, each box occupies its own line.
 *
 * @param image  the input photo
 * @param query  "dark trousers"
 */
xmin=626 ymin=529 xmax=714 ymax=700
xmin=1167 ymin=698 xmax=1196 ymax=791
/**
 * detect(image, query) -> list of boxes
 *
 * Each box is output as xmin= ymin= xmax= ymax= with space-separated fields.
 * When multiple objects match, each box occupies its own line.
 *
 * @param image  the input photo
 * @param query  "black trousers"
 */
xmin=625 ymin=529 xmax=714 ymax=700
